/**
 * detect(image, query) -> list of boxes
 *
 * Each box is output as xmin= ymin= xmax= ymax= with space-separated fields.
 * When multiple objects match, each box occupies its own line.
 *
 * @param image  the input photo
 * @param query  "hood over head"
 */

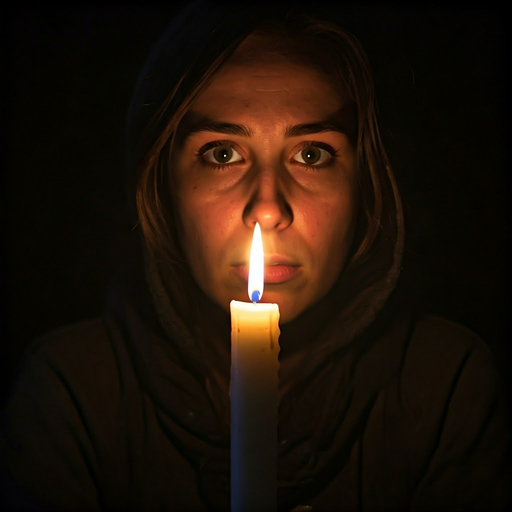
xmin=113 ymin=1 xmax=405 ymax=508
xmin=124 ymin=0 xmax=404 ymax=336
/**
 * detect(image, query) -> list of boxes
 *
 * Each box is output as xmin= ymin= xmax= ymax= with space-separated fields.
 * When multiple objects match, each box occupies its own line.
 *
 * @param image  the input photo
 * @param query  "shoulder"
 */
xmin=406 ymin=313 xmax=499 ymax=377
xmin=29 ymin=317 xmax=110 ymax=352
xmin=1 ymin=320 xmax=122 ymax=509
xmin=401 ymin=317 xmax=512 ymax=509
xmin=410 ymin=314 xmax=486 ymax=351
xmin=375 ymin=310 xmax=498 ymax=388
xmin=400 ymin=313 xmax=508 ymax=418
xmin=7 ymin=317 xmax=120 ymax=413
xmin=26 ymin=317 xmax=114 ymax=371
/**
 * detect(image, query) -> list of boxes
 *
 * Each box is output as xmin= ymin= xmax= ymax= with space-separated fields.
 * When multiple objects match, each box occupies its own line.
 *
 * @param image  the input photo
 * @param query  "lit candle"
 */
xmin=230 ymin=222 xmax=280 ymax=512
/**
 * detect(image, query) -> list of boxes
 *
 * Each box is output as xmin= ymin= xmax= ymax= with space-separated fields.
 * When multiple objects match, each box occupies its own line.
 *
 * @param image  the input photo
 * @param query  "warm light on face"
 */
xmin=173 ymin=44 xmax=360 ymax=323
xmin=248 ymin=223 xmax=264 ymax=302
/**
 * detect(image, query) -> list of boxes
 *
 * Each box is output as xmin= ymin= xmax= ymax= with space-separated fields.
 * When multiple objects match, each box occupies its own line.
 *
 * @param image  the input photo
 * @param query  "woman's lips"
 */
xmin=232 ymin=264 xmax=302 ymax=284
xmin=263 ymin=265 xmax=302 ymax=284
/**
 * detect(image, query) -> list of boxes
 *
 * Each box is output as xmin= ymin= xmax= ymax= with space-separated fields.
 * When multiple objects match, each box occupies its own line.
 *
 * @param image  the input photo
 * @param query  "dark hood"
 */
xmin=111 ymin=2 xmax=406 ymax=510
xmin=123 ymin=0 xmax=405 ymax=360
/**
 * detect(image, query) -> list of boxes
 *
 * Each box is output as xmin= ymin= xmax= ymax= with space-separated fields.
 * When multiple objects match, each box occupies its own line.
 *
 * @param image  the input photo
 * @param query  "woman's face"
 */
xmin=172 ymin=37 xmax=360 ymax=324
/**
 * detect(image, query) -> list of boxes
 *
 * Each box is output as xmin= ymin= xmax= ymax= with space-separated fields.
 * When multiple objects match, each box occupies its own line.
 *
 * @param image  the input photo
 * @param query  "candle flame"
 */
xmin=248 ymin=222 xmax=264 ymax=302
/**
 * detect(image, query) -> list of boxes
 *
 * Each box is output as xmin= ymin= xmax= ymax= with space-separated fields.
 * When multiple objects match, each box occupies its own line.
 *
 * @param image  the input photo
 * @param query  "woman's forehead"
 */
xmin=211 ymin=30 xmax=347 ymax=101
xmin=192 ymin=56 xmax=347 ymax=119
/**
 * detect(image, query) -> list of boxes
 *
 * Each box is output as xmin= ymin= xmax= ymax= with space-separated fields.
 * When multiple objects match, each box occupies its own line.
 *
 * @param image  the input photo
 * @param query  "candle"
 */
xmin=230 ymin=222 xmax=280 ymax=512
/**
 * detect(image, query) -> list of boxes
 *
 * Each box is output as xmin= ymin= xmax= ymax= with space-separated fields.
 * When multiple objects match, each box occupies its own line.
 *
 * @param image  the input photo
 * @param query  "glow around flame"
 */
xmin=248 ymin=222 xmax=264 ymax=302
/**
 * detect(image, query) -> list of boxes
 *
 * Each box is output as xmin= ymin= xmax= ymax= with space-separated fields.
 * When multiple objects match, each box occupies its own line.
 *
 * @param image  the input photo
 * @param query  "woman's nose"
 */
xmin=242 ymin=170 xmax=293 ymax=231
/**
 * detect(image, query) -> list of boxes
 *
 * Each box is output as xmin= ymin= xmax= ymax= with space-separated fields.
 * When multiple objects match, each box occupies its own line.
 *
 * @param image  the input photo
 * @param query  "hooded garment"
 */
xmin=1 ymin=2 xmax=511 ymax=511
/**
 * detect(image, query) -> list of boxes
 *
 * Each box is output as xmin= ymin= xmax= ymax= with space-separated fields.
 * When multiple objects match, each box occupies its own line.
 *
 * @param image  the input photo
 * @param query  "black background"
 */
xmin=4 ymin=4 xmax=510 ymax=403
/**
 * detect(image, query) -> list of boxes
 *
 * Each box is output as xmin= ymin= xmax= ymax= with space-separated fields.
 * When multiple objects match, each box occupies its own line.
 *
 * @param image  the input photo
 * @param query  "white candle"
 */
xmin=230 ymin=222 xmax=280 ymax=512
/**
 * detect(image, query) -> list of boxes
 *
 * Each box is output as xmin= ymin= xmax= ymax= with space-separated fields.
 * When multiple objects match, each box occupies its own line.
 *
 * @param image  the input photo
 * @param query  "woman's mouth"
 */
xmin=232 ymin=264 xmax=302 ymax=285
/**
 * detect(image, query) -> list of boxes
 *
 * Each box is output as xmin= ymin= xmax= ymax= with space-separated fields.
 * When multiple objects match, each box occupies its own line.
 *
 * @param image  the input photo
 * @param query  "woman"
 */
xmin=2 ymin=2 xmax=510 ymax=510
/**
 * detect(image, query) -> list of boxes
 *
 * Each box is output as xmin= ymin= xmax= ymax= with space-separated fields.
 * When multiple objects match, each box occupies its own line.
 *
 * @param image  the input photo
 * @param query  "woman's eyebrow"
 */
xmin=179 ymin=114 xmax=349 ymax=140
xmin=187 ymin=121 xmax=253 ymax=137
xmin=284 ymin=122 xmax=347 ymax=137
xmin=179 ymin=115 xmax=253 ymax=138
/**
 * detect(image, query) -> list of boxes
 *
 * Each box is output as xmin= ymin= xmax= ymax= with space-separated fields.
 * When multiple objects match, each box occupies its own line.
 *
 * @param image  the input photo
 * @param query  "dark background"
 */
xmin=4 ymin=4 xmax=510 ymax=404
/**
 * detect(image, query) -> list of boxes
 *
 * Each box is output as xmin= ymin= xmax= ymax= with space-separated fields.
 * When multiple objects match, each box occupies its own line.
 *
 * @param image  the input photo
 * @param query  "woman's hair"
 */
xmin=131 ymin=3 xmax=403 ymax=319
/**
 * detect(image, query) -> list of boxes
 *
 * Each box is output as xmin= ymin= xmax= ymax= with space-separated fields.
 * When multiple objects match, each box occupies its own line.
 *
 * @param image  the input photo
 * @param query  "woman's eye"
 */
xmin=202 ymin=145 xmax=243 ymax=165
xmin=292 ymin=146 xmax=332 ymax=166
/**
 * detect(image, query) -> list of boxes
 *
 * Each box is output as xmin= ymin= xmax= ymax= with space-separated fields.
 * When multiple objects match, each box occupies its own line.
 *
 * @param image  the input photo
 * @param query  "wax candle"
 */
xmin=230 ymin=222 xmax=280 ymax=512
